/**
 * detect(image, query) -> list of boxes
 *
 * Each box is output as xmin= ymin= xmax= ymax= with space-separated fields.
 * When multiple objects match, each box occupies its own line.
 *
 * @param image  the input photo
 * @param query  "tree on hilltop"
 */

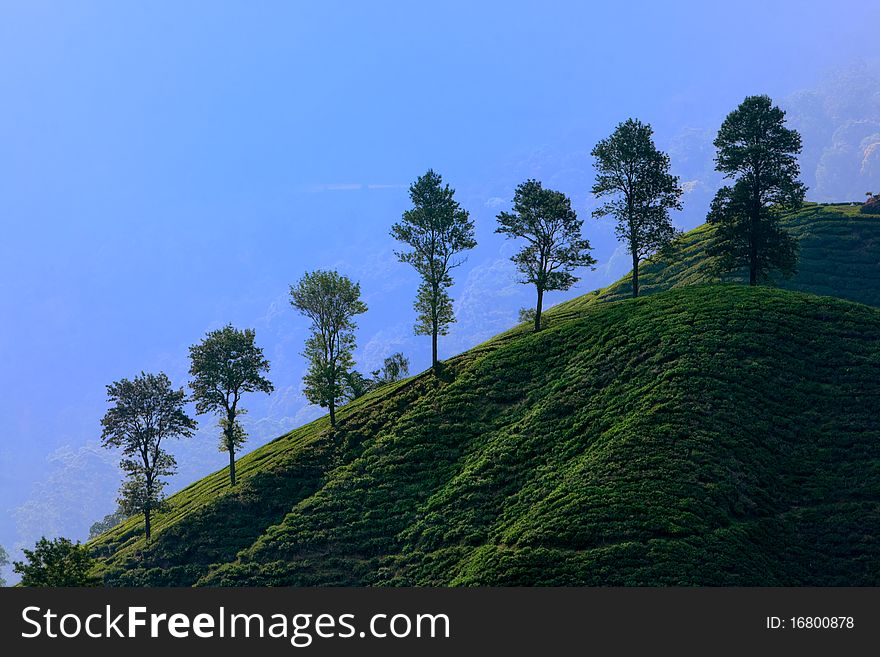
xmin=592 ymin=118 xmax=683 ymax=297
xmin=707 ymin=95 xmax=804 ymax=284
xmin=391 ymin=170 xmax=476 ymax=371
xmin=496 ymin=180 xmax=595 ymax=331
xmin=101 ymin=372 xmax=196 ymax=541
xmin=290 ymin=270 xmax=367 ymax=428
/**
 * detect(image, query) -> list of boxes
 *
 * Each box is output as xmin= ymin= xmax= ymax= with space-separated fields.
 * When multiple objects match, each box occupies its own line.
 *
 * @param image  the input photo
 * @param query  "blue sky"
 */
xmin=1 ymin=1 xmax=879 ymax=581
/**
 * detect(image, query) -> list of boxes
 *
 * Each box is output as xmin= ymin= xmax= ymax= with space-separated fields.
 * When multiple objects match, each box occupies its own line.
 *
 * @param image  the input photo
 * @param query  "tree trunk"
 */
xmin=749 ymin=225 xmax=758 ymax=286
xmin=535 ymin=286 xmax=544 ymax=331
xmin=329 ymin=401 xmax=336 ymax=428
xmin=144 ymin=474 xmax=153 ymax=542
xmin=431 ymin=285 xmax=440 ymax=372
xmin=750 ymin=190 xmax=760 ymax=286
xmin=226 ymin=410 xmax=237 ymax=485
xmin=632 ymin=253 xmax=640 ymax=298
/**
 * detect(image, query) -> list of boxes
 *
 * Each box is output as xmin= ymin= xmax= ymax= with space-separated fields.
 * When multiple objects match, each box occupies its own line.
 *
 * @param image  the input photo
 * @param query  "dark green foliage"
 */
xmin=89 ymin=506 xmax=131 ymax=540
xmin=707 ymin=95 xmax=805 ymax=285
xmin=373 ymin=352 xmax=410 ymax=385
xmin=91 ymin=280 xmax=880 ymax=586
xmin=391 ymin=170 xmax=476 ymax=369
xmin=189 ymin=325 xmax=274 ymax=486
xmin=14 ymin=537 xmax=96 ymax=586
xmin=592 ymin=118 xmax=683 ymax=297
xmin=342 ymin=353 xmax=410 ymax=402
xmin=342 ymin=370 xmax=374 ymax=402
xmin=290 ymin=270 xmax=367 ymax=428
xmin=101 ymin=372 xmax=196 ymax=542
xmin=496 ymin=180 xmax=596 ymax=330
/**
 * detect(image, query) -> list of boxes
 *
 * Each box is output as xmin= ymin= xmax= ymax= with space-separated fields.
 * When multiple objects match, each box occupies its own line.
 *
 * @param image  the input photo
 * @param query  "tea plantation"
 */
xmin=89 ymin=204 xmax=880 ymax=586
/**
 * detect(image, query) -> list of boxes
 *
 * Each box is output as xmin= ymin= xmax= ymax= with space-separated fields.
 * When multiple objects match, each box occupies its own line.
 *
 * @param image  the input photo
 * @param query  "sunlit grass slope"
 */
xmin=550 ymin=203 xmax=879 ymax=320
xmin=90 ymin=280 xmax=880 ymax=585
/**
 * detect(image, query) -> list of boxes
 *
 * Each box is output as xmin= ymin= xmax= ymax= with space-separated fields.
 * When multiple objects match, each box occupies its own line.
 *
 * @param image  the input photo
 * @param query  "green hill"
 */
xmin=90 ymin=204 xmax=880 ymax=586
xmin=547 ymin=203 xmax=880 ymax=321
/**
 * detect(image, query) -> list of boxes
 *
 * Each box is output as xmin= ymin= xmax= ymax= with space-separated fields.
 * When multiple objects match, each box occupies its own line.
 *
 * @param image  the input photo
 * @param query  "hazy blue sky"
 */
xmin=2 ymin=1 xmax=879 ymax=581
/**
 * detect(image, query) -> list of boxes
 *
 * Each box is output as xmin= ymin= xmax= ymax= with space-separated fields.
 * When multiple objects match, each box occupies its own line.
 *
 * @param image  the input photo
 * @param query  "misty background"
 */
xmin=1 ymin=1 xmax=879 ymax=584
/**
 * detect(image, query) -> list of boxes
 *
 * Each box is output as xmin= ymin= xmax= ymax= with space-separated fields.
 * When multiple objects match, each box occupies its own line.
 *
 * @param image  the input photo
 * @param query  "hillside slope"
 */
xmin=91 ymin=283 xmax=880 ymax=586
xmin=549 ymin=203 xmax=880 ymax=321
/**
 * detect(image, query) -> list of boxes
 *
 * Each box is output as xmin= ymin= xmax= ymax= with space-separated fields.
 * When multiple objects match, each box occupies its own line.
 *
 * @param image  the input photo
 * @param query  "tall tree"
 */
xmin=592 ymin=118 xmax=683 ymax=297
xmin=13 ymin=537 xmax=96 ymax=586
xmin=391 ymin=170 xmax=476 ymax=371
xmin=496 ymin=180 xmax=596 ymax=331
xmin=707 ymin=95 xmax=805 ymax=285
xmin=189 ymin=325 xmax=273 ymax=486
xmin=290 ymin=270 xmax=367 ymax=428
xmin=101 ymin=372 xmax=196 ymax=542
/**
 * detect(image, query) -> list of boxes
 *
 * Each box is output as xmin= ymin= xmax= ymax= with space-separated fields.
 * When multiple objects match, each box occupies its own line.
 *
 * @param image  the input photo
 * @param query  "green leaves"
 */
xmin=377 ymin=352 xmax=409 ymax=384
xmin=707 ymin=186 xmax=798 ymax=281
xmin=714 ymin=96 xmax=802 ymax=189
xmin=188 ymin=325 xmax=274 ymax=417
xmin=391 ymin=170 xmax=477 ymax=277
xmin=290 ymin=270 xmax=368 ymax=337
xmin=101 ymin=372 xmax=195 ymax=453
xmin=496 ymin=180 xmax=595 ymax=288
xmin=342 ymin=370 xmax=375 ymax=402
xmin=414 ymin=280 xmax=454 ymax=337
xmin=218 ymin=414 xmax=248 ymax=452
xmin=14 ymin=537 xmax=97 ymax=587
